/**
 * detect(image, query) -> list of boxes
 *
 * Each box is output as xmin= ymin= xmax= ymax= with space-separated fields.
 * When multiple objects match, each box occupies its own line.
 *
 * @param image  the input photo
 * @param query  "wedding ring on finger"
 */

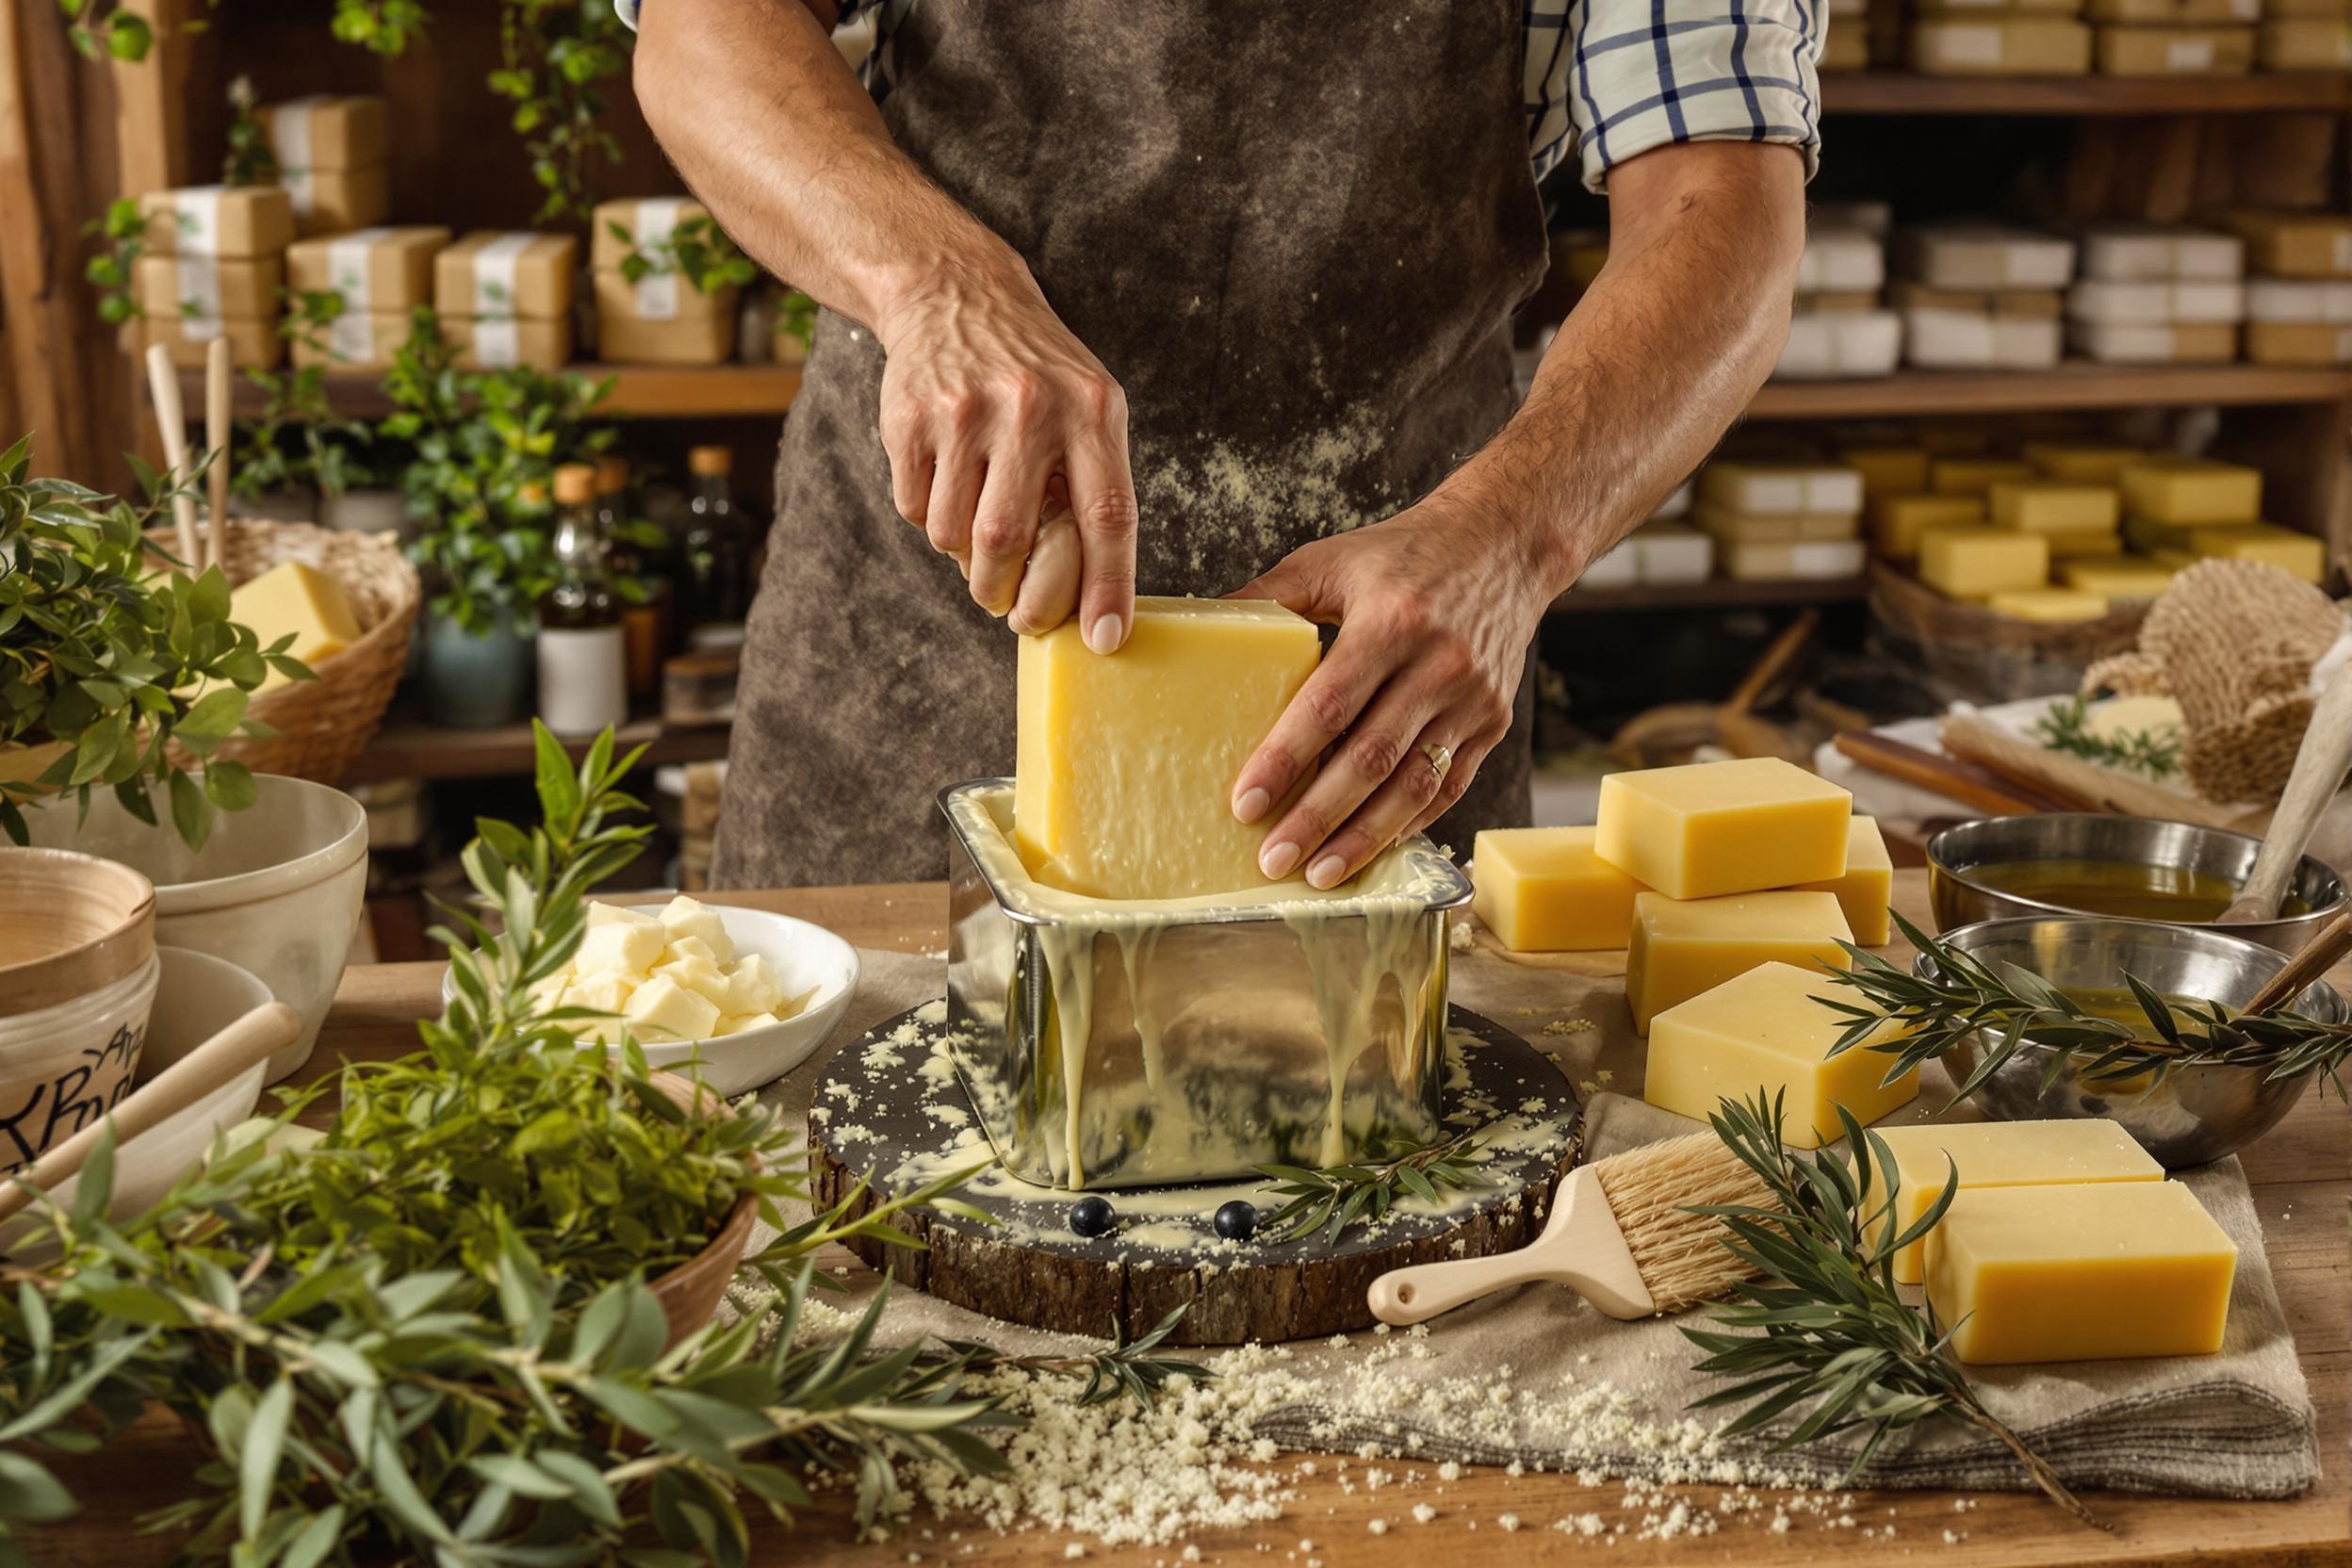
xmin=1420 ymin=741 xmax=1453 ymax=782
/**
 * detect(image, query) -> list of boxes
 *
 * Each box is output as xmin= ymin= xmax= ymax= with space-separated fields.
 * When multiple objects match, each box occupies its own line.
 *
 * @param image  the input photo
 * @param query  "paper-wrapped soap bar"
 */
xmin=133 ymin=253 xmax=283 ymax=320
xmin=2067 ymin=320 xmax=2237 ymax=363
xmin=1699 ymin=463 xmax=1865 ymax=517
xmin=2246 ymin=321 xmax=2352 ymax=365
xmin=143 ymin=312 xmax=283 ymax=371
xmin=138 ymin=186 xmax=295 ymax=259
xmin=434 ymin=232 xmax=580 ymax=321
xmin=286 ymin=166 xmax=391 ymax=238
xmin=258 ymin=95 xmax=389 ymax=172
xmin=2096 ymin=24 xmax=2255 ymax=74
xmin=287 ymin=226 xmax=449 ymax=315
xmin=1910 ymin=17 xmax=2093 ymax=74
xmin=445 ymin=314 xmax=574 ymax=372
xmin=2076 ymin=223 xmax=2244 ymax=281
xmin=1896 ymin=226 xmax=2077 ymax=290
xmin=2261 ymin=17 xmax=2352 ymax=65
xmin=2221 ymin=210 xmax=2352 ymax=279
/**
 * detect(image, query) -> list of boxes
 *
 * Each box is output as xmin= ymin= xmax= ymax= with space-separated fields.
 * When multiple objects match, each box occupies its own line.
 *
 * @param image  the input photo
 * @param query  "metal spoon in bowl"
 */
xmin=2218 ymin=660 xmax=2352 ymax=926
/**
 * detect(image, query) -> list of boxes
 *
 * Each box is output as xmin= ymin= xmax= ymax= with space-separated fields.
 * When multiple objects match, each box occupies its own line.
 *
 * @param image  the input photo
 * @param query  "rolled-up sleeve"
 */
xmin=1551 ymin=0 xmax=1823 ymax=194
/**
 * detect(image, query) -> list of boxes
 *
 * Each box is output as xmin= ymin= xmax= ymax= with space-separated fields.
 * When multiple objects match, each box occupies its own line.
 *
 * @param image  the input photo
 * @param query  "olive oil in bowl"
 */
xmin=1965 ymin=858 xmax=2307 ymax=924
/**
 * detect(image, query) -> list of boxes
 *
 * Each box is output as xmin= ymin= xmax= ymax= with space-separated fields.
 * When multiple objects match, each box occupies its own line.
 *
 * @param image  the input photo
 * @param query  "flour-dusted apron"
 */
xmin=713 ymin=1 xmax=1550 ymax=888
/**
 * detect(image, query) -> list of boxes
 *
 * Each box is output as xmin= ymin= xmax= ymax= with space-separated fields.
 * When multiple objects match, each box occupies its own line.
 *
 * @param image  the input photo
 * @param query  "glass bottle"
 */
xmin=678 ymin=445 xmax=749 ymax=634
xmin=536 ymin=462 xmax=629 ymax=736
xmin=596 ymin=455 xmax=674 ymax=699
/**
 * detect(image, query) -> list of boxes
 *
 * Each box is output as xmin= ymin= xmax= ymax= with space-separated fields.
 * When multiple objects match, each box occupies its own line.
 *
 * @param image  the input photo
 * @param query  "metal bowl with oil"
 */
xmin=1926 ymin=914 xmax=2346 ymax=1167
xmin=1927 ymin=813 xmax=2347 ymax=956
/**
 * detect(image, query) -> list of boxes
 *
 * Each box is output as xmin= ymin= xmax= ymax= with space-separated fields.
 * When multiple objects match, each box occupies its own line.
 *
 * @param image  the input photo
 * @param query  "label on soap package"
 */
xmin=271 ymin=95 xmax=326 ymax=215
xmin=325 ymin=227 xmax=394 ymax=311
xmin=630 ymin=198 xmax=687 ymax=321
xmin=472 ymin=318 xmax=521 ymax=368
xmin=470 ymin=234 xmax=535 ymax=319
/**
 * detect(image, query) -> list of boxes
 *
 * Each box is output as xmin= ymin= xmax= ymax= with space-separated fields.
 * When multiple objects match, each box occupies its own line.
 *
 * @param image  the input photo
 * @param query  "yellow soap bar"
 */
xmin=1838 ymin=446 xmax=1932 ymax=500
xmin=1793 ymin=815 xmax=1894 ymax=946
xmin=1470 ymin=826 xmax=1646 ymax=953
xmin=2191 ymin=523 xmax=2328 ymax=583
xmin=1927 ymin=1182 xmax=2236 ymax=1364
xmin=1870 ymin=493 xmax=1985 ymax=560
xmin=2045 ymin=526 xmax=2122 ymax=560
xmin=2060 ymin=553 xmax=2177 ymax=598
xmin=1987 ymin=587 xmax=2112 ymax=623
xmin=2125 ymin=514 xmax=2246 ymax=554
xmin=1930 ymin=459 xmax=2037 ymax=497
xmin=1988 ymin=482 xmax=2120 ymax=534
xmin=1625 ymin=890 xmax=1854 ymax=1036
xmin=1918 ymin=527 xmax=2050 ymax=598
xmin=1870 ymin=1119 xmax=2163 ymax=1284
xmin=1015 ymin=596 xmax=1320 ymax=900
xmin=1594 ymin=757 xmax=1853 ymax=902
xmin=1645 ymin=960 xmax=1916 ymax=1148
xmin=2118 ymin=458 xmax=2262 ymax=524
xmin=2025 ymin=442 xmax=2148 ymax=483
xmin=227 ymin=561 xmax=363 ymax=691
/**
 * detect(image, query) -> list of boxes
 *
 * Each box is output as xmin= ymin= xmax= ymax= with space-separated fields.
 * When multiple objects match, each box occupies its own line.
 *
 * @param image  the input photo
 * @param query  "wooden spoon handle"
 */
xmin=2230 ymin=662 xmax=2352 ymax=923
xmin=0 ymin=1001 xmax=301 ymax=1226
xmin=2244 ymin=908 xmax=2352 ymax=1017
xmin=204 ymin=335 xmax=233 ymax=577
xmin=143 ymin=342 xmax=202 ymax=567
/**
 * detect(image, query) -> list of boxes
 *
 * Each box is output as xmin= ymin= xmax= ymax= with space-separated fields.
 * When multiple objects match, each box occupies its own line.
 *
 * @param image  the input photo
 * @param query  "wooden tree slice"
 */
xmin=810 ymin=1004 xmax=1582 ymax=1346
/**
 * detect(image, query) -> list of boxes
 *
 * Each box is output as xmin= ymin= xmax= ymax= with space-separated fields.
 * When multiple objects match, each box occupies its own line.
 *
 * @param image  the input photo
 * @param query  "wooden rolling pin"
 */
xmin=1833 ymin=731 xmax=2091 ymax=817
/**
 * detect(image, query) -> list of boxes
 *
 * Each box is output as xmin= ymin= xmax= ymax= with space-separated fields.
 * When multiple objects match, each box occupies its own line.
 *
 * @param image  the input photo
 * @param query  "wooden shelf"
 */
xmin=1821 ymin=73 xmax=2352 ymax=116
xmin=1551 ymin=576 xmax=1870 ymax=613
xmin=1749 ymin=363 xmax=2352 ymax=419
xmin=342 ymin=711 xmax=730 ymax=786
xmin=185 ymin=364 xmax=802 ymax=422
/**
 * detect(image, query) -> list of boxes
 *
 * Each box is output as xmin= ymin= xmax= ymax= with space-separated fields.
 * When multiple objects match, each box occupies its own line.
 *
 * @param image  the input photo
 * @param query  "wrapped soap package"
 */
xmin=2067 ymin=320 xmax=2238 ymax=363
xmin=138 ymin=185 xmax=296 ymax=258
xmin=434 ymin=231 xmax=580 ymax=370
xmin=260 ymin=95 xmax=392 ymax=237
xmin=1896 ymin=226 xmax=2078 ymax=290
xmin=1910 ymin=17 xmax=2094 ymax=74
xmin=1773 ymin=311 xmax=1902 ymax=379
xmin=133 ymin=253 xmax=283 ymax=321
xmin=287 ymin=226 xmax=449 ymax=315
xmin=2095 ymin=24 xmax=2255 ymax=74
xmin=143 ymin=313 xmax=283 ymax=371
xmin=2076 ymin=223 xmax=2245 ymax=282
xmin=591 ymin=197 xmax=741 ymax=367
xmin=2221 ymin=211 xmax=2352 ymax=280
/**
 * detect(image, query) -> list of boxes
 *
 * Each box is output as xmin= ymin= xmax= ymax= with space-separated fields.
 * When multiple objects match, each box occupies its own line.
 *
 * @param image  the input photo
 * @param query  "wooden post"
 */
xmin=0 ymin=0 xmax=105 ymax=479
xmin=109 ymin=0 xmax=187 ymax=199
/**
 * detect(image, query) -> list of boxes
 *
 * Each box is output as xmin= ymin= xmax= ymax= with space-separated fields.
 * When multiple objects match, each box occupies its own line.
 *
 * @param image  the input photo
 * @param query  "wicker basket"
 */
xmin=1867 ymin=561 xmax=2148 ymax=706
xmin=150 ymin=520 xmax=420 ymax=785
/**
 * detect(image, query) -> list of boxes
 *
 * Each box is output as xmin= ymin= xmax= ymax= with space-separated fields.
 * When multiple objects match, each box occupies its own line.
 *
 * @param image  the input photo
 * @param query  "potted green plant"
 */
xmin=229 ymin=291 xmax=383 ymax=527
xmin=384 ymin=309 xmax=616 ymax=728
xmin=0 ymin=434 xmax=308 ymax=850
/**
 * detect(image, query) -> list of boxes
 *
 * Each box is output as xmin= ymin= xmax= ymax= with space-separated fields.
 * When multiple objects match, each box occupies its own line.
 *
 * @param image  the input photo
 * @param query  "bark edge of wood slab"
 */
xmin=809 ymin=1004 xmax=1582 ymax=1346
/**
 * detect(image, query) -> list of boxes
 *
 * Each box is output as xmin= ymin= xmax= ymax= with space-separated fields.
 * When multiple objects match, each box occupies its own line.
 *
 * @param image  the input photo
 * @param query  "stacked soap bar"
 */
xmin=135 ymin=185 xmax=296 ymax=370
xmin=259 ymin=95 xmax=391 ymax=237
xmin=434 ymin=231 xmax=580 ymax=371
xmin=2066 ymin=221 xmax=2245 ymax=365
xmin=286 ymin=226 xmax=449 ymax=369
xmin=2229 ymin=210 xmax=2352 ymax=368
xmin=1892 ymin=226 xmax=2074 ymax=371
xmin=1911 ymin=9 xmax=2095 ymax=74
xmin=1870 ymin=1119 xmax=2163 ymax=1282
xmin=2115 ymin=458 xmax=2324 ymax=581
xmin=1644 ymin=960 xmax=1913 ymax=1147
xmin=2258 ymin=10 xmax=2352 ymax=68
xmin=1576 ymin=480 xmax=1713 ymax=591
xmin=592 ymin=198 xmax=740 ymax=367
xmin=1695 ymin=462 xmax=1868 ymax=582
xmin=2087 ymin=0 xmax=2256 ymax=75
xmin=1776 ymin=220 xmax=1900 ymax=382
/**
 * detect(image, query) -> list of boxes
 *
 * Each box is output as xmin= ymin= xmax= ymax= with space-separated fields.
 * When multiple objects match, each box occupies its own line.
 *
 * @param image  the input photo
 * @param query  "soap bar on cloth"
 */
xmin=1016 ymin=596 xmax=1321 ymax=900
xmin=1646 ymin=960 xmax=1915 ymax=1147
xmin=1471 ymin=826 xmax=1646 ymax=952
xmin=1625 ymin=890 xmax=1854 ymax=1036
xmin=1870 ymin=1119 xmax=2164 ymax=1284
xmin=228 ymin=562 xmax=363 ymax=690
xmin=1793 ymin=815 xmax=1894 ymax=945
xmin=1927 ymin=1182 xmax=2236 ymax=1364
xmin=1595 ymin=757 xmax=1853 ymax=902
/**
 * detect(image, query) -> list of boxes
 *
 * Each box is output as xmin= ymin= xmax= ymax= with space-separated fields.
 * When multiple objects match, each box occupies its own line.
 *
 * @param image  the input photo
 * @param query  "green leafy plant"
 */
xmin=933 ymin=1306 xmax=1207 ymax=1408
xmin=614 ymin=213 xmax=758 ymax=296
xmin=1683 ymin=1093 xmax=2100 ymax=1527
xmin=1252 ymin=1129 xmax=1492 ymax=1245
xmin=328 ymin=0 xmax=429 ymax=54
xmin=1817 ymin=911 xmax=2352 ymax=1104
xmin=220 ymin=74 xmax=279 ymax=187
xmin=492 ymin=0 xmax=634 ymax=223
xmin=233 ymin=291 xmax=376 ymax=504
xmin=2030 ymin=694 xmax=2182 ymax=779
xmin=0 ymin=434 xmax=308 ymax=850
xmin=81 ymin=196 xmax=148 ymax=327
xmin=57 ymin=0 xmax=154 ymax=60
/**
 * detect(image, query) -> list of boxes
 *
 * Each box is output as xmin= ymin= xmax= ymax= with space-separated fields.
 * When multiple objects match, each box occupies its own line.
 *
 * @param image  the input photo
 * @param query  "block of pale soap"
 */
xmin=2192 ymin=524 xmax=2328 ymax=582
xmin=624 ymin=974 xmax=724 ymax=1042
xmin=1838 ymin=447 xmax=1931 ymax=500
xmin=1017 ymin=596 xmax=1322 ymax=900
xmin=576 ymin=915 xmax=669 ymax=978
xmin=2096 ymin=23 xmax=2255 ymax=74
xmin=1795 ymin=230 xmax=1886 ymax=294
xmin=1929 ymin=459 xmax=2037 ymax=498
xmin=1927 ymin=1182 xmax=2236 ymax=1364
xmin=1471 ymin=826 xmax=1647 ymax=952
xmin=2126 ymin=513 xmax=2252 ymax=554
xmin=1699 ymin=463 xmax=1865 ymax=517
xmin=1919 ymin=527 xmax=2050 ymax=598
xmin=2261 ymin=17 xmax=2352 ymax=66
xmin=1988 ymin=587 xmax=2112 ymax=623
xmin=2061 ymin=554 xmax=2180 ymax=599
xmin=1578 ymin=541 xmax=1640 ymax=590
xmin=1870 ymin=492 xmax=1984 ymax=560
xmin=2066 ymin=278 xmax=2246 ymax=325
xmin=2246 ymin=278 xmax=2352 ymax=323
xmin=1595 ymin=757 xmax=1853 ymax=902
xmin=2068 ymin=320 xmax=2239 ymax=364
xmin=1625 ymin=890 xmax=1854 ymax=1037
xmin=1772 ymin=311 xmax=1903 ymax=380
xmin=2075 ymin=221 xmax=2246 ymax=281
xmin=1723 ymin=540 xmax=1869 ymax=582
xmin=2047 ymin=526 xmax=2123 ymax=559
xmin=1895 ymin=226 xmax=2079 ymax=290
xmin=1911 ymin=17 xmax=2096 ymax=74
xmin=226 ymin=562 xmax=363 ymax=692
xmin=1988 ymin=482 xmax=2120 ymax=534
xmin=1899 ymin=306 xmax=2064 ymax=371
xmin=1694 ymin=507 xmax=1860 ymax=546
xmin=2246 ymin=321 xmax=2352 ymax=366
xmin=1650 ymin=479 xmax=1693 ymax=519
xmin=1646 ymin=961 xmax=1916 ymax=1149
xmin=1869 ymin=1119 xmax=2164 ymax=1284
xmin=658 ymin=893 xmax=736 ymax=965
xmin=1887 ymin=283 xmax=2064 ymax=318
xmin=2120 ymin=458 xmax=2262 ymax=524
xmin=2026 ymin=442 xmax=2148 ymax=483
xmin=1793 ymin=815 xmax=1894 ymax=946
xmin=1631 ymin=522 xmax=1712 ymax=584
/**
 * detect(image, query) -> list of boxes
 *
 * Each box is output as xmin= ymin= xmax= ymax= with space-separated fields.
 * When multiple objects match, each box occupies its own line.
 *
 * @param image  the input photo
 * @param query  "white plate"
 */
xmin=443 ymin=903 xmax=860 ymax=1098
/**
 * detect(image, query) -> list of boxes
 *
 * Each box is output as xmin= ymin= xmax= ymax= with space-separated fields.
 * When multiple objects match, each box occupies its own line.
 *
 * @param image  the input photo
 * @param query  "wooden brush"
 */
xmin=1366 ymin=1130 xmax=1772 ymax=1324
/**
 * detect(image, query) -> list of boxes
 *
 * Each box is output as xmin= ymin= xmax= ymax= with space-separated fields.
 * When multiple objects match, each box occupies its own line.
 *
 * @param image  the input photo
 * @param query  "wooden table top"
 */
xmin=32 ymin=874 xmax=2349 ymax=1567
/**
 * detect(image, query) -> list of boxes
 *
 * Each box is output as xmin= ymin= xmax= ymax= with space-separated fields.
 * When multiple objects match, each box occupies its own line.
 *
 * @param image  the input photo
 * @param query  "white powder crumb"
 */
xmin=1064 ymin=1547 xmax=1085 ymax=1560
xmin=1436 ymin=1462 xmax=1462 ymax=1481
xmin=1597 ymin=1069 xmax=1615 ymax=1084
xmin=1297 ymin=1541 xmax=1314 ymax=1554
xmin=1412 ymin=1505 xmax=1437 ymax=1524
xmin=1498 ymin=1515 xmax=1521 ymax=1532
xmin=1448 ymin=922 xmax=1476 ymax=953
xmin=1367 ymin=1519 xmax=1388 ymax=1536
xmin=1542 ymin=1019 xmax=1593 ymax=1037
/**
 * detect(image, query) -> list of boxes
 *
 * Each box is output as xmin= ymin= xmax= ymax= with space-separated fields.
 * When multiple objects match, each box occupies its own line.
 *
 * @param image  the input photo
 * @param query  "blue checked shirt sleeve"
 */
xmin=1536 ymin=0 xmax=1823 ymax=194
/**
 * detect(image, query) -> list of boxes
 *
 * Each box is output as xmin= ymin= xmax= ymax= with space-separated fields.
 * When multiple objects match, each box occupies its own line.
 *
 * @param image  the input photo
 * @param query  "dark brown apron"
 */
xmin=713 ymin=0 xmax=1549 ymax=889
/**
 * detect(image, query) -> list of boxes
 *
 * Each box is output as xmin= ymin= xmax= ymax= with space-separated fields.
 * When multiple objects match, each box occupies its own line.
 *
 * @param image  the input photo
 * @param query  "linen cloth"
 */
xmin=755 ymin=945 xmax=2320 ymax=1500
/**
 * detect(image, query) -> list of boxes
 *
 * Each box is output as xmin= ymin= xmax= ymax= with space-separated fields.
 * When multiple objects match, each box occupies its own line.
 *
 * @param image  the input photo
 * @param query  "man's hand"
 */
xmin=875 ymin=256 xmax=1138 ymax=648
xmin=1228 ymin=492 xmax=1552 ymax=889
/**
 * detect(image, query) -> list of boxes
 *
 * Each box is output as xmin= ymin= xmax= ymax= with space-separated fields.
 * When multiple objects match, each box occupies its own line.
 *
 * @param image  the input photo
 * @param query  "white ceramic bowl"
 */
xmin=443 ymin=903 xmax=860 ymax=1096
xmin=0 ymin=952 xmax=160 ymax=1181
xmin=20 ymin=775 xmax=368 ymax=1085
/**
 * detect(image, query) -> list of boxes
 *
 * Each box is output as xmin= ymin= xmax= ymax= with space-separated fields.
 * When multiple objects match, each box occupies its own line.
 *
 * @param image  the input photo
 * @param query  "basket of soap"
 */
xmin=149 ymin=519 xmax=419 ymax=785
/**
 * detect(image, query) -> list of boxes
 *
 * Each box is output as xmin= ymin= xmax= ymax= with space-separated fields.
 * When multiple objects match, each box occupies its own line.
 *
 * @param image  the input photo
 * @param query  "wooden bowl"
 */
xmin=0 ymin=847 xmax=156 ymax=1018
xmin=642 ymin=1070 xmax=762 ymax=1350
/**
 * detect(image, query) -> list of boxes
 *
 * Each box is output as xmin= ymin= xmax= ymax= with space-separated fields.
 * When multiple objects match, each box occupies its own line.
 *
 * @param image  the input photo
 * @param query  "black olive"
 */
xmin=1213 ymin=1200 xmax=1257 ymax=1241
xmin=1069 ymin=1195 xmax=1116 ymax=1237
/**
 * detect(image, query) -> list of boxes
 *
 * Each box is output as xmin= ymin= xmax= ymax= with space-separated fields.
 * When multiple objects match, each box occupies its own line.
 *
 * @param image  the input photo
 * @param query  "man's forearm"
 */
xmin=632 ymin=0 xmax=1021 ymax=335
xmin=1446 ymin=143 xmax=1808 ymax=593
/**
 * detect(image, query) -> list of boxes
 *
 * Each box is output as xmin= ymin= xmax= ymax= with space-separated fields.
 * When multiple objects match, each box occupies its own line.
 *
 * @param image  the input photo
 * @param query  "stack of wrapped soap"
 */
xmin=1853 ymin=443 xmax=1984 ymax=562
xmin=286 ymin=226 xmax=449 ymax=368
xmin=433 ymin=231 xmax=580 ymax=370
xmin=2259 ymin=0 xmax=2352 ymax=66
xmin=1891 ymin=224 xmax=2072 ymax=368
xmin=1695 ymin=461 xmax=1867 ymax=581
xmin=1822 ymin=0 xmax=1870 ymax=69
xmin=592 ymin=198 xmax=740 ymax=366
xmin=258 ymin=95 xmax=392 ymax=237
xmin=135 ymin=185 xmax=296 ymax=369
xmin=2120 ymin=456 xmax=2326 ymax=582
xmin=1979 ymin=472 xmax=2123 ymax=619
xmin=2227 ymin=209 xmax=2352 ymax=366
xmin=1911 ymin=0 xmax=2094 ymax=74
xmin=1776 ymin=213 xmax=1898 ymax=381
xmin=2018 ymin=441 xmax=2183 ymax=602
xmin=1577 ymin=478 xmax=1713 ymax=591
xmin=2088 ymin=0 xmax=2256 ymax=74
xmin=2066 ymin=221 xmax=2245 ymax=364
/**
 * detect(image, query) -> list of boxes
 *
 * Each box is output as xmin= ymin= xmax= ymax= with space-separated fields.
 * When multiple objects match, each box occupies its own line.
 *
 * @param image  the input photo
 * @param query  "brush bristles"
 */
xmin=1591 ymin=1130 xmax=1773 ymax=1314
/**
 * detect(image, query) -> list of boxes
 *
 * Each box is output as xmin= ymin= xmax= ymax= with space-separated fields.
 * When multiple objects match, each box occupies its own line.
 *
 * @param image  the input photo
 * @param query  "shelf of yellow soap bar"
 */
xmin=1869 ymin=492 xmax=1984 ymax=560
xmin=1791 ymin=815 xmax=1894 ymax=946
xmin=1644 ymin=960 xmax=1916 ymax=1148
xmin=1594 ymin=756 xmax=1853 ymax=902
xmin=1470 ymin=826 xmax=1646 ymax=952
xmin=1625 ymin=889 xmax=1854 ymax=1036
xmin=1927 ymin=1181 xmax=2235 ymax=1364
xmin=1868 ymin=1119 xmax=2163 ymax=1284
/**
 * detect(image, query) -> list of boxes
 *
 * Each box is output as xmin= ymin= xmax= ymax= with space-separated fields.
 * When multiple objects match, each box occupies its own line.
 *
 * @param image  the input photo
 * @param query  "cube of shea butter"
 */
xmin=574 ymin=915 xmax=667 ymax=977
xmin=650 ymin=955 xmax=731 ymax=1009
xmin=724 ymin=954 xmax=788 ymax=1016
xmin=1869 ymin=1119 xmax=2163 ymax=1284
xmin=564 ymin=973 xmax=634 ymax=1015
xmin=624 ymin=974 xmax=723 ymax=1042
xmin=1927 ymin=1181 xmax=2236 ymax=1364
xmin=1625 ymin=890 xmax=1854 ymax=1036
xmin=1594 ymin=757 xmax=1853 ymax=902
xmin=663 ymin=935 xmax=717 ymax=967
xmin=658 ymin=894 xmax=736 ymax=965
xmin=716 ymin=1012 xmax=781 ymax=1037
xmin=1644 ymin=961 xmax=1916 ymax=1148
xmin=1017 ymin=596 xmax=1322 ymax=900
xmin=1792 ymin=815 xmax=1894 ymax=946
xmin=1471 ymin=826 xmax=1645 ymax=952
